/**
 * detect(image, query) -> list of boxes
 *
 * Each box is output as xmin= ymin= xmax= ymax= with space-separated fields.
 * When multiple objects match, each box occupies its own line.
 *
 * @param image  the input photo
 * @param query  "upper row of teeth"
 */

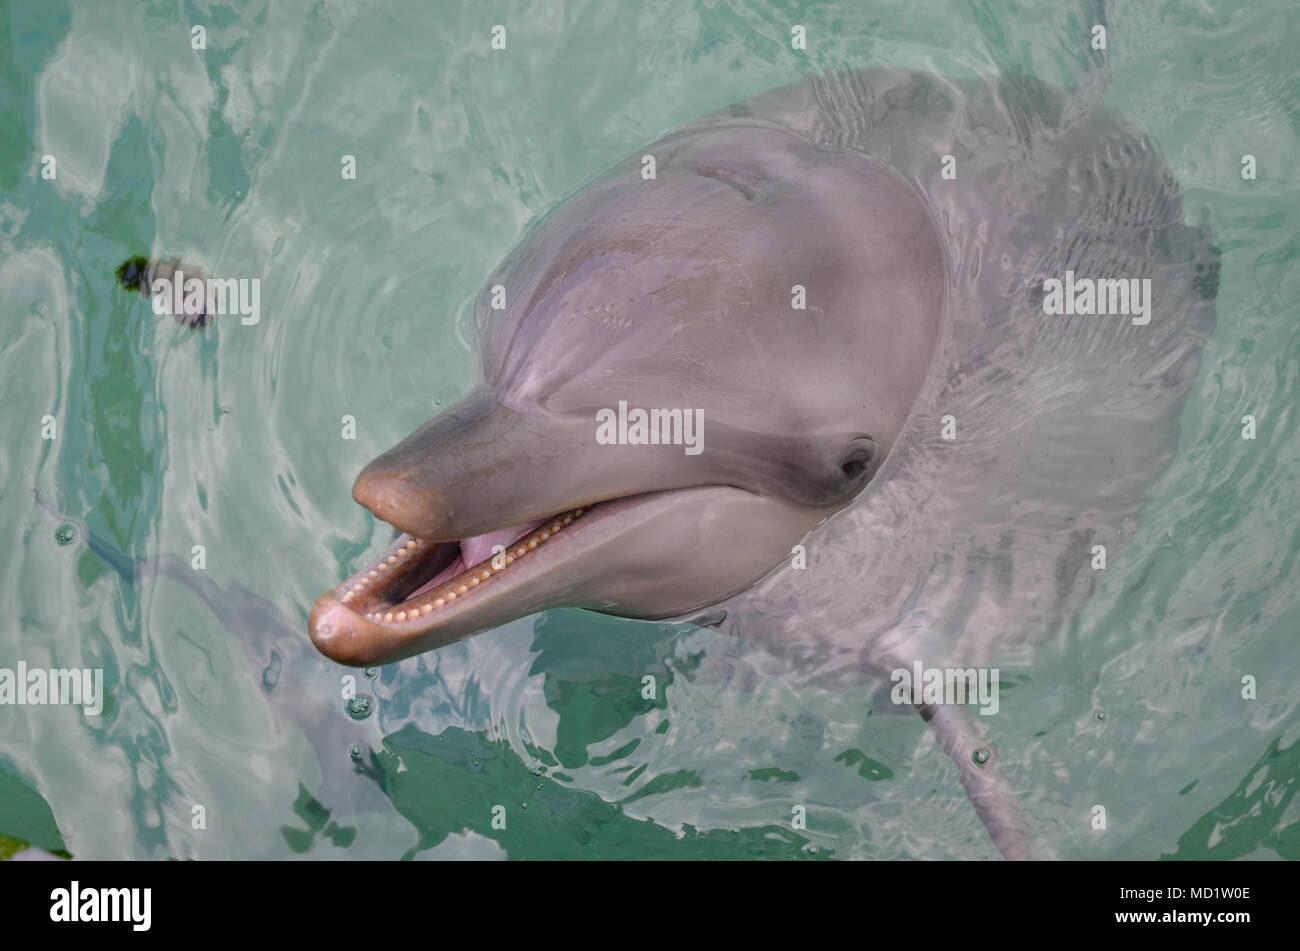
xmin=339 ymin=508 xmax=587 ymax=623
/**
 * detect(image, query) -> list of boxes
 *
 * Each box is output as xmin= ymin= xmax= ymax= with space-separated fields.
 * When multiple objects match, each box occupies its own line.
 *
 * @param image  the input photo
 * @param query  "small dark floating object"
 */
xmin=116 ymin=255 xmax=209 ymax=328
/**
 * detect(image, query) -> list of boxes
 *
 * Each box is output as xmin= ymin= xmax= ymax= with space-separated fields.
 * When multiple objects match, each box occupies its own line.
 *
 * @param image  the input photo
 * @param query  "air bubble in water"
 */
xmin=262 ymin=652 xmax=282 ymax=689
xmin=972 ymin=747 xmax=991 ymax=766
xmin=346 ymin=695 xmax=374 ymax=720
xmin=56 ymin=524 xmax=77 ymax=546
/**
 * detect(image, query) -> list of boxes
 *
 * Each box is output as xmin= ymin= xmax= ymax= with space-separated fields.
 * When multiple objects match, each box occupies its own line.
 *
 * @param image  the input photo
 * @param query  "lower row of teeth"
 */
xmin=340 ymin=508 xmax=587 ymax=623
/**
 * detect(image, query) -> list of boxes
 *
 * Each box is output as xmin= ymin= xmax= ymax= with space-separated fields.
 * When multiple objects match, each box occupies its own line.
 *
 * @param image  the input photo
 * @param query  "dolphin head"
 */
xmin=309 ymin=121 xmax=945 ymax=665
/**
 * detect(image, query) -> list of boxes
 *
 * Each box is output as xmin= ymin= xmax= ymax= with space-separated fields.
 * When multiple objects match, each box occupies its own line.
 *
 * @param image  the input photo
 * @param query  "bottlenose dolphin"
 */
xmin=33 ymin=494 xmax=391 ymax=822
xmin=308 ymin=68 xmax=1218 ymax=858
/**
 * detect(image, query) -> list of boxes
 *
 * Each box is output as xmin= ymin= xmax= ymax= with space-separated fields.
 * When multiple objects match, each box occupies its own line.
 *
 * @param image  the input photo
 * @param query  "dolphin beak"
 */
xmin=310 ymin=386 xmax=607 ymax=664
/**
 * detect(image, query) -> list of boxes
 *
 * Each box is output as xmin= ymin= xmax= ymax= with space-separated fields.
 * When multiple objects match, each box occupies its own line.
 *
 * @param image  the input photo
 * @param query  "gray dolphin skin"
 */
xmin=308 ymin=69 xmax=1217 ymax=859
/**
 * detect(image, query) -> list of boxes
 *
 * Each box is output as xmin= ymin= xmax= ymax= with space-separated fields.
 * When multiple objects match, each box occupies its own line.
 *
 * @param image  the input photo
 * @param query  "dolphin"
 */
xmin=307 ymin=68 xmax=1218 ymax=858
xmin=33 ymin=493 xmax=392 ymax=821
xmin=309 ymin=111 xmax=942 ymax=659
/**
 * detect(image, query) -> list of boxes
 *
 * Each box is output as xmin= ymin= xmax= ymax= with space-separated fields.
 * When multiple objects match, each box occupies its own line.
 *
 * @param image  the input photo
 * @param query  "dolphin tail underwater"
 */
xmin=301 ymin=61 xmax=1216 ymax=859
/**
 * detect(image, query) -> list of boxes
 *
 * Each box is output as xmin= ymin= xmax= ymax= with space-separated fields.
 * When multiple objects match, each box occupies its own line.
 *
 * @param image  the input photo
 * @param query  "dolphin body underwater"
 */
xmin=303 ymin=68 xmax=1217 ymax=859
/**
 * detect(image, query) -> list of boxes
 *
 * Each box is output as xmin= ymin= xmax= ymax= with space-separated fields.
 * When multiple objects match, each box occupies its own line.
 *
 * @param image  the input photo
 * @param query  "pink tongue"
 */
xmin=459 ymin=517 xmax=547 ymax=569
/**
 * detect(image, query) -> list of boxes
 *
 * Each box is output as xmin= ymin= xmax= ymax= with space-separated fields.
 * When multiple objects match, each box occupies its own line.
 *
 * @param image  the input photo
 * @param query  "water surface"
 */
xmin=0 ymin=0 xmax=1296 ymax=859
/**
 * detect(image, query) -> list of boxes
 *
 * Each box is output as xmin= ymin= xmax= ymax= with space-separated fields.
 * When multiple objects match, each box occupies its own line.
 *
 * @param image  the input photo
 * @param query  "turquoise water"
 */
xmin=1 ymin=0 xmax=1297 ymax=859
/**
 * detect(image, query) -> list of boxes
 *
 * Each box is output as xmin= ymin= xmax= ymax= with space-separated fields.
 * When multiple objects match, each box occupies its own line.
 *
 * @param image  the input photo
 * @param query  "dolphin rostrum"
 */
xmin=308 ymin=69 xmax=1218 ymax=859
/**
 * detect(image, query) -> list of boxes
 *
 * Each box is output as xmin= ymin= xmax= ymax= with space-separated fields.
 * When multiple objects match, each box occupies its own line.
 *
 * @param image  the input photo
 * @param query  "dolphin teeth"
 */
xmin=330 ymin=505 xmax=593 ymax=625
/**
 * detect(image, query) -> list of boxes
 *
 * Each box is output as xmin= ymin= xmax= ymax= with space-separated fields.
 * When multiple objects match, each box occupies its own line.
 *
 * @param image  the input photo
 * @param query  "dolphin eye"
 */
xmin=839 ymin=438 xmax=877 ymax=480
xmin=840 ymin=456 xmax=867 ymax=478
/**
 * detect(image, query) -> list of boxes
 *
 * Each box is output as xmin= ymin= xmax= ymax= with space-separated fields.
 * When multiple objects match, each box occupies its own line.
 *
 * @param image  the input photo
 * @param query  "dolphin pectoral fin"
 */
xmin=916 ymin=701 xmax=1049 ymax=860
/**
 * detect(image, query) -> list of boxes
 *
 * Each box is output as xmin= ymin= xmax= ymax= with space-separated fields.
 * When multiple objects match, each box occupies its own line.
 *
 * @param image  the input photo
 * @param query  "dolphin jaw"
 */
xmin=309 ymin=503 xmax=593 ymax=661
xmin=308 ymin=482 xmax=830 ymax=666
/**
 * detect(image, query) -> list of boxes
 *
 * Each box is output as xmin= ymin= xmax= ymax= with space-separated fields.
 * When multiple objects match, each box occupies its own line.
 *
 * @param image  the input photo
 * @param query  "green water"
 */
xmin=1 ymin=0 xmax=1297 ymax=859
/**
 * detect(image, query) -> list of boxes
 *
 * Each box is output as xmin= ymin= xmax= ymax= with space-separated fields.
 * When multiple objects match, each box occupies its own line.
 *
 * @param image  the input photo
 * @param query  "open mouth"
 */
xmin=309 ymin=481 xmax=812 ymax=667
xmin=327 ymin=505 xmax=591 ymax=627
